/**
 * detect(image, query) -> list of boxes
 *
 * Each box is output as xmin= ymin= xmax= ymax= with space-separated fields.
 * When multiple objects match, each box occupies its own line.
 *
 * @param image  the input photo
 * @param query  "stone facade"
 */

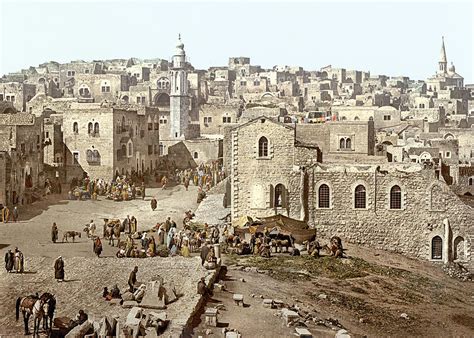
xmin=0 ymin=105 xmax=44 ymax=206
xmin=63 ymin=104 xmax=160 ymax=180
xmin=286 ymin=163 xmax=473 ymax=269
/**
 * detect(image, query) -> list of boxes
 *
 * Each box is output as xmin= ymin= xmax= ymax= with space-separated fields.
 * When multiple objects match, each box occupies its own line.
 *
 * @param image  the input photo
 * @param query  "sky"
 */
xmin=0 ymin=0 xmax=473 ymax=82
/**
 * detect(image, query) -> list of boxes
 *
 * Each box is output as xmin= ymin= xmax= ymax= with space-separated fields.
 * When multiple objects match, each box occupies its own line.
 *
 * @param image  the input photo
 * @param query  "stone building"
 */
xmin=0 ymin=82 xmax=37 ymax=112
xmin=287 ymin=163 xmax=473 ymax=268
xmin=229 ymin=114 xmax=473 ymax=270
xmin=63 ymin=103 xmax=160 ymax=180
xmin=0 ymin=102 xmax=44 ymax=206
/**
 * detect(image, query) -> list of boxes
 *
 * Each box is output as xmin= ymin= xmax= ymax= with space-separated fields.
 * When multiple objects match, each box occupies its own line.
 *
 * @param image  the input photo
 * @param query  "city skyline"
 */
xmin=1 ymin=0 xmax=473 ymax=82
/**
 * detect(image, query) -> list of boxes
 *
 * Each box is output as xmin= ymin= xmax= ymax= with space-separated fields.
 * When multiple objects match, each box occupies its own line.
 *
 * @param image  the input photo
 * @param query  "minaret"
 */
xmin=169 ymin=34 xmax=189 ymax=140
xmin=439 ymin=36 xmax=447 ymax=74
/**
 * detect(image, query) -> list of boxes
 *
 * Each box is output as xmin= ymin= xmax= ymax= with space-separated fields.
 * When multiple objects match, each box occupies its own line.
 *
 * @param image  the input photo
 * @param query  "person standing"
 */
xmin=51 ymin=223 xmax=58 ymax=243
xmin=130 ymin=216 xmax=137 ymax=234
xmin=93 ymin=237 xmax=103 ymax=257
xmin=2 ymin=206 xmax=9 ymax=223
xmin=141 ymin=182 xmax=146 ymax=200
xmin=128 ymin=266 xmax=138 ymax=292
xmin=150 ymin=197 xmax=157 ymax=211
xmin=12 ymin=206 xmax=18 ymax=222
xmin=123 ymin=215 xmax=131 ymax=234
xmin=4 ymin=249 xmax=14 ymax=272
xmin=13 ymin=247 xmax=24 ymax=273
xmin=54 ymin=256 xmax=65 ymax=282
xmin=200 ymin=244 xmax=210 ymax=266
xmin=89 ymin=220 xmax=96 ymax=237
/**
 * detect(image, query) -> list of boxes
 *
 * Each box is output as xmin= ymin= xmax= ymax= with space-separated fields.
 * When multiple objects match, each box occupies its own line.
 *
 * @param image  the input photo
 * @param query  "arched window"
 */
xmin=94 ymin=122 xmax=99 ymax=135
xmin=339 ymin=138 xmax=345 ymax=149
xmin=431 ymin=236 xmax=442 ymax=260
xmin=121 ymin=144 xmax=126 ymax=157
xmin=454 ymin=236 xmax=465 ymax=261
xmin=318 ymin=184 xmax=330 ymax=208
xmin=73 ymin=122 xmax=78 ymax=134
xmin=469 ymin=178 xmax=473 ymax=186
xmin=128 ymin=142 xmax=133 ymax=157
xmin=390 ymin=185 xmax=401 ymax=209
xmin=88 ymin=122 xmax=93 ymax=134
xmin=193 ymin=152 xmax=198 ymax=159
xmin=346 ymin=138 xmax=351 ymax=149
xmin=258 ymin=136 xmax=268 ymax=157
xmin=274 ymin=184 xmax=286 ymax=208
xmin=354 ymin=185 xmax=366 ymax=209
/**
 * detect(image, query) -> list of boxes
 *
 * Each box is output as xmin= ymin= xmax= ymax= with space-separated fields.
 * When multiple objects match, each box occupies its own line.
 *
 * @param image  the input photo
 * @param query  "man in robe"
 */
xmin=51 ymin=222 xmax=58 ymax=243
xmin=128 ymin=266 xmax=138 ymax=292
xmin=4 ymin=249 xmax=14 ymax=272
xmin=14 ymin=247 xmax=24 ymax=273
xmin=54 ymin=256 xmax=65 ymax=282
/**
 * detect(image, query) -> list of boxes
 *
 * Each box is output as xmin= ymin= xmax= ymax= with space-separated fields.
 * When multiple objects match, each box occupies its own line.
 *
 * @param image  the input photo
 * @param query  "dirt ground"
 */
xmin=0 ymin=184 xmax=200 ymax=336
xmin=191 ymin=246 xmax=474 ymax=337
xmin=1 ymin=184 xmax=473 ymax=337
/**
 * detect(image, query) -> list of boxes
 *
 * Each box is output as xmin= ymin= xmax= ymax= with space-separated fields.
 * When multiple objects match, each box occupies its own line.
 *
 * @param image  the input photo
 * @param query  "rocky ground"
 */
xmin=191 ymin=246 xmax=474 ymax=337
xmin=1 ymin=183 xmax=473 ymax=337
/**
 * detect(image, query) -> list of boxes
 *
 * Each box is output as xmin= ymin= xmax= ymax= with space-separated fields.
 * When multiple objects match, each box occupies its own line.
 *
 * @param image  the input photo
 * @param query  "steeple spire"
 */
xmin=438 ymin=36 xmax=447 ymax=73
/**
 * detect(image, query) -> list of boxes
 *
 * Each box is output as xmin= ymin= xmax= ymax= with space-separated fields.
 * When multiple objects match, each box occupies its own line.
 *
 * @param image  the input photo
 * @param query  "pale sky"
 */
xmin=0 ymin=0 xmax=473 ymax=82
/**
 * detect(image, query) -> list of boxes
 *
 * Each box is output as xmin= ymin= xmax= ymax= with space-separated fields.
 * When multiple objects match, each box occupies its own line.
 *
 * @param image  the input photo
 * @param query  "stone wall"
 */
xmin=287 ymin=163 xmax=473 ymax=269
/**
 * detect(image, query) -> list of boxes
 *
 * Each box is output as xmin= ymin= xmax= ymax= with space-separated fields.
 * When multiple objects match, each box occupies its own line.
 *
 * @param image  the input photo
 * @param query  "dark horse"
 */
xmin=15 ymin=292 xmax=55 ymax=335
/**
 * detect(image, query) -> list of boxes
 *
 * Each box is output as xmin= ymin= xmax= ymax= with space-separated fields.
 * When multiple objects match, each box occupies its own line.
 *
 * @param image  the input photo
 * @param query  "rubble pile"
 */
xmin=442 ymin=262 xmax=473 ymax=281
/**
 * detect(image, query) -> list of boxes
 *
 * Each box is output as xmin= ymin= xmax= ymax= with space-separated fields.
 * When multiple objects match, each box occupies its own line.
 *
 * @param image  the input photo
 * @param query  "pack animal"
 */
xmin=63 ymin=231 xmax=81 ymax=242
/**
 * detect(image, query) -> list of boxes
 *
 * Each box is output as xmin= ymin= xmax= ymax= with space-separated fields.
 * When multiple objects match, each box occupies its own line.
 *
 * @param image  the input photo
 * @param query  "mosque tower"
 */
xmin=438 ymin=36 xmax=447 ymax=74
xmin=169 ymin=34 xmax=189 ymax=140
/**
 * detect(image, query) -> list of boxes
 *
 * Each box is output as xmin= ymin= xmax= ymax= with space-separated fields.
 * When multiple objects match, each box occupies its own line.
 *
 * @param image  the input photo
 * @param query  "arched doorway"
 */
xmin=454 ymin=236 xmax=465 ymax=261
xmin=154 ymin=93 xmax=170 ymax=107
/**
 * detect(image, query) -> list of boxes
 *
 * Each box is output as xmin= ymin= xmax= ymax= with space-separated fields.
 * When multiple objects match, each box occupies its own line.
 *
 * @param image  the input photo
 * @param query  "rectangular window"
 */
xmin=46 ymin=132 xmax=49 ymax=138
xmin=85 ymin=69 xmax=90 ymax=74
xmin=101 ymin=86 xmax=111 ymax=93
xmin=384 ymin=115 xmax=391 ymax=121
xmin=240 ymin=81 xmax=246 ymax=86
xmin=137 ymin=97 xmax=141 ymax=104
xmin=73 ymin=151 xmax=79 ymax=164
xmin=10 ymin=96 xmax=15 ymax=102
xmin=148 ymin=123 xmax=153 ymax=131
xmin=141 ymin=97 xmax=146 ymax=104
xmin=445 ymin=151 xmax=451 ymax=158
xmin=254 ymin=81 xmax=260 ymax=86
xmin=148 ymin=145 xmax=153 ymax=155
xmin=223 ymin=116 xmax=231 ymax=123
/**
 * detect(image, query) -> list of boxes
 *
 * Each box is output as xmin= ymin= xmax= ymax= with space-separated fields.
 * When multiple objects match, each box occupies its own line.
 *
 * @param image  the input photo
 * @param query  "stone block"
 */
xmin=281 ymin=308 xmax=299 ymax=325
xmin=232 ymin=294 xmax=244 ymax=306
xmin=205 ymin=307 xmax=218 ymax=327
xmin=65 ymin=320 xmax=92 ymax=338
xmin=263 ymin=299 xmax=273 ymax=308
xmin=126 ymin=307 xmax=143 ymax=326
xmin=295 ymin=327 xmax=313 ymax=338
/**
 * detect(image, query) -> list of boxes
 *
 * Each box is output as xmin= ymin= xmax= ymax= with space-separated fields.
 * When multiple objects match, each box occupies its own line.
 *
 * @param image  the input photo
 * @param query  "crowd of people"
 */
xmin=68 ymin=176 xmax=146 ymax=202
xmin=175 ymin=162 xmax=226 ymax=192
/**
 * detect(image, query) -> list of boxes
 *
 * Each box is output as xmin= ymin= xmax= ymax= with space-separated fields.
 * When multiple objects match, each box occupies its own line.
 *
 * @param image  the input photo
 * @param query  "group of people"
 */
xmin=4 ymin=247 xmax=24 ymax=273
xmin=175 ymin=162 xmax=226 ymax=192
xmin=68 ymin=176 xmax=146 ymax=202
xmin=0 ymin=205 xmax=19 ymax=223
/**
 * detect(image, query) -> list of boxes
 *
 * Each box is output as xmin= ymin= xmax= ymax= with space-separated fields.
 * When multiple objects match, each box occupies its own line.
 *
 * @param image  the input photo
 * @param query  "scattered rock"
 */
xmin=318 ymin=294 xmax=327 ymax=300
xmin=400 ymin=313 xmax=409 ymax=320
xmin=250 ymin=293 xmax=255 ymax=298
xmin=335 ymin=329 xmax=351 ymax=338
xmin=205 ymin=328 xmax=212 ymax=335
xmin=239 ymin=278 xmax=245 ymax=283
xmin=259 ymin=295 xmax=264 ymax=299
xmin=359 ymin=318 xmax=365 ymax=323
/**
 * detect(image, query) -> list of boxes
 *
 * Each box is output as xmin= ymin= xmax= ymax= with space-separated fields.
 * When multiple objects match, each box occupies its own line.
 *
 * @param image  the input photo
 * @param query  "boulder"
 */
xmin=335 ymin=329 xmax=351 ymax=338
xmin=65 ymin=320 xmax=93 ymax=338
xmin=126 ymin=307 xmax=143 ymax=326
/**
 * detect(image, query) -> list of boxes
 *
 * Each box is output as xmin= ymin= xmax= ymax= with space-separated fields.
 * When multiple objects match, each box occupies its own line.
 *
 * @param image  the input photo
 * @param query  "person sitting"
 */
xmin=73 ymin=310 xmax=88 ymax=326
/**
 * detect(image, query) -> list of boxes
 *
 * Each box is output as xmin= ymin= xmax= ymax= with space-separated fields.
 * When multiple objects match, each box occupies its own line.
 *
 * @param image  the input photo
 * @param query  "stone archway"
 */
xmin=154 ymin=93 xmax=170 ymax=107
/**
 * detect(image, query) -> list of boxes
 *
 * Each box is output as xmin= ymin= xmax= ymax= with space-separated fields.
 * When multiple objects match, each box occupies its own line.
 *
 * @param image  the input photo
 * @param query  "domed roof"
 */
xmin=174 ymin=34 xmax=185 ymax=56
xmin=448 ymin=62 xmax=455 ymax=73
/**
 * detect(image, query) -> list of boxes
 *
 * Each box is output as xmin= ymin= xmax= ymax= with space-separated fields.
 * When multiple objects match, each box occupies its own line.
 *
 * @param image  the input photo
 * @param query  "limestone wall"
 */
xmin=287 ymin=164 xmax=473 ymax=268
